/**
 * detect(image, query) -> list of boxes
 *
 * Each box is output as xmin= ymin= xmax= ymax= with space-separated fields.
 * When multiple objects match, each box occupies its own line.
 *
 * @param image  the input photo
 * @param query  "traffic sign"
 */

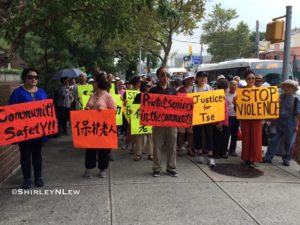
xmin=192 ymin=56 xmax=202 ymax=65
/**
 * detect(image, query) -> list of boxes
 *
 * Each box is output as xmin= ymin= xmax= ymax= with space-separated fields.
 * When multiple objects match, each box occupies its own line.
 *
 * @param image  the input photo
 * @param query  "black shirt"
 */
xmin=149 ymin=84 xmax=177 ymax=95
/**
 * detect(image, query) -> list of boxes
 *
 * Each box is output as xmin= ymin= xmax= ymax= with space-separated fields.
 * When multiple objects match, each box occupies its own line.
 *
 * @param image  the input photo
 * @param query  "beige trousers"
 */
xmin=152 ymin=127 xmax=177 ymax=172
xmin=135 ymin=134 xmax=153 ymax=156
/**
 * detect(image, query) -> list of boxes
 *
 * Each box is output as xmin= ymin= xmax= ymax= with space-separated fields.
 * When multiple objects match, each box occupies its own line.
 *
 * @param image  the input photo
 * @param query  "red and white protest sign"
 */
xmin=140 ymin=93 xmax=194 ymax=128
xmin=0 ymin=99 xmax=57 ymax=146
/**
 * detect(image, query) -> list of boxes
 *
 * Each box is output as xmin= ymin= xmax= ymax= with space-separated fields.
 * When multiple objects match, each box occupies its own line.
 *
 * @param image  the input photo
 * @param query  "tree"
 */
xmin=136 ymin=0 xmax=205 ymax=67
xmin=201 ymin=3 xmax=254 ymax=62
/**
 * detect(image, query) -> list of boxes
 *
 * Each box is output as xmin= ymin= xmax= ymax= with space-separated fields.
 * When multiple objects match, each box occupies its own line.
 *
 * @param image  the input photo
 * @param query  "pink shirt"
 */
xmin=86 ymin=91 xmax=116 ymax=110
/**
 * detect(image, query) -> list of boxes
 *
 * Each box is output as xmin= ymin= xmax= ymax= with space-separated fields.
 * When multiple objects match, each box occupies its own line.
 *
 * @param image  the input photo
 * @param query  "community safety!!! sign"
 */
xmin=70 ymin=109 xmax=118 ymax=149
xmin=0 ymin=99 xmax=58 ymax=146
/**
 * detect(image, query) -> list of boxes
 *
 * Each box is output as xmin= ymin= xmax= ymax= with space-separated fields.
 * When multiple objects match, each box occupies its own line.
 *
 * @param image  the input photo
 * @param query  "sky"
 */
xmin=171 ymin=0 xmax=300 ymax=55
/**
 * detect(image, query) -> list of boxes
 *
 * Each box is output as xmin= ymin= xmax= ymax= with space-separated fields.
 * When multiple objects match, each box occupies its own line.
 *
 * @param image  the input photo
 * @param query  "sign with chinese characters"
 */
xmin=187 ymin=90 xmax=225 ymax=125
xmin=140 ymin=93 xmax=194 ymax=128
xmin=70 ymin=109 xmax=118 ymax=149
xmin=77 ymin=85 xmax=94 ymax=110
xmin=112 ymin=94 xmax=123 ymax=126
xmin=236 ymin=86 xmax=279 ymax=120
xmin=125 ymin=90 xmax=140 ymax=118
xmin=0 ymin=99 xmax=57 ymax=146
xmin=130 ymin=104 xmax=152 ymax=135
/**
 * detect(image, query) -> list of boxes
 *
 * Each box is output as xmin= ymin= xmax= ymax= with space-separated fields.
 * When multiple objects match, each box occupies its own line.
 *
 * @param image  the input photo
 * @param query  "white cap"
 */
xmin=217 ymin=74 xmax=225 ymax=80
xmin=183 ymin=74 xmax=195 ymax=80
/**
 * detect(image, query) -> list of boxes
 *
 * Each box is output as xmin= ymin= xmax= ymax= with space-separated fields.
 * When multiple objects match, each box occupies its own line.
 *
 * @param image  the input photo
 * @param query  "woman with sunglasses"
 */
xmin=239 ymin=69 xmax=262 ymax=168
xmin=9 ymin=68 xmax=47 ymax=189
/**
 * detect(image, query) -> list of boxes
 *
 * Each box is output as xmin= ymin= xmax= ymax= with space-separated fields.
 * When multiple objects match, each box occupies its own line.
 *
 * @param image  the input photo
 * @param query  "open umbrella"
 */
xmin=52 ymin=68 xmax=83 ymax=80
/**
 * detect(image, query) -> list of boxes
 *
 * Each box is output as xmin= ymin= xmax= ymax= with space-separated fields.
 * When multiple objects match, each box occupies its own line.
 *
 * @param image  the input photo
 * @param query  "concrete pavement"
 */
xmin=1 ymin=135 xmax=300 ymax=225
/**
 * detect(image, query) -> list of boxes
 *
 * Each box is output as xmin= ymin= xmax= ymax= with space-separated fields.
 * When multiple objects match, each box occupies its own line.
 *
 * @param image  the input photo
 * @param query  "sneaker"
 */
xmin=194 ymin=149 xmax=201 ymax=155
xmin=207 ymin=157 xmax=216 ymax=167
xmin=22 ymin=179 xmax=32 ymax=189
xmin=98 ymin=170 xmax=107 ymax=178
xmin=152 ymin=171 xmax=160 ymax=177
xmin=198 ymin=155 xmax=204 ymax=164
xmin=283 ymin=160 xmax=290 ymax=166
xmin=166 ymin=170 xmax=178 ymax=177
xmin=83 ymin=169 xmax=92 ymax=178
xmin=34 ymin=177 xmax=44 ymax=187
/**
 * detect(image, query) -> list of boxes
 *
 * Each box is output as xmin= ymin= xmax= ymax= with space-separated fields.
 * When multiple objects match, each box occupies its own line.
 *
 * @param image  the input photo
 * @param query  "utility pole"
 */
xmin=200 ymin=43 xmax=203 ymax=65
xmin=282 ymin=6 xmax=292 ymax=81
xmin=255 ymin=20 xmax=260 ymax=59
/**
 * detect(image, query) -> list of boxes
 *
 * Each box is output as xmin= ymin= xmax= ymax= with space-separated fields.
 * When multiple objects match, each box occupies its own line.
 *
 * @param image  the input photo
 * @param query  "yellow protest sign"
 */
xmin=77 ymin=85 xmax=94 ymax=110
xmin=187 ymin=90 xmax=225 ymax=125
xmin=236 ymin=86 xmax=279 ymax=120
xmin=109 ymin=83 xmax=116 ymax=95
xmin=131 ymin=104 xmax=152 ymax=135
xmin=112 ymin=94 xmax=123 ymax=126
xmin=125 ymin=90 xmax=140 ymax=118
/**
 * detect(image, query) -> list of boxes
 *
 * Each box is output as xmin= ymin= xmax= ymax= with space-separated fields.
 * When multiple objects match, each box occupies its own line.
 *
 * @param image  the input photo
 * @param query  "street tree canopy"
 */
xmin=201 ymin=3 xmax=255 ymax=62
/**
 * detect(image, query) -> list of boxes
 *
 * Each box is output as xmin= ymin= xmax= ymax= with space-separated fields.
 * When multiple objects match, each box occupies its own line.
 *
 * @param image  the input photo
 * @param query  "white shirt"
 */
xmin=226 ymin=91 xmax=236 ymax=117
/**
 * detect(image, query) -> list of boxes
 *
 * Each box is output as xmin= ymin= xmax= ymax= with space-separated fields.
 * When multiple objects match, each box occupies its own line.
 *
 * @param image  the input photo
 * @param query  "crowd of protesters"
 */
xmin=8 ymin=67 xmax=300 ymax=189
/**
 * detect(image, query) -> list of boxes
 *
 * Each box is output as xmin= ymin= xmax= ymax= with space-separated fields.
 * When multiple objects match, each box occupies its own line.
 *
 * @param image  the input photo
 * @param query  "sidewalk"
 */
xmin=1 ymin=135 xmax=300 ymax=225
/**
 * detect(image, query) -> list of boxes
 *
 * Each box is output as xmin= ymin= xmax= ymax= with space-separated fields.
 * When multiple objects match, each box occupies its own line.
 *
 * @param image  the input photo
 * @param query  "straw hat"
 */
xmin=281 ymin=79 xmax=298 ymax=91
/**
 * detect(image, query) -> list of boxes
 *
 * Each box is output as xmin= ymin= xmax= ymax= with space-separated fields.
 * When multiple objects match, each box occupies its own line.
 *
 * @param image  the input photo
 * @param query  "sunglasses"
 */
xmin=247 ymin=77 xmax=255 ymax=80
xmin=27 ymin=75 xmax=39 ymax=80
xmin=160 ymin=72 xmax=170 ymax=77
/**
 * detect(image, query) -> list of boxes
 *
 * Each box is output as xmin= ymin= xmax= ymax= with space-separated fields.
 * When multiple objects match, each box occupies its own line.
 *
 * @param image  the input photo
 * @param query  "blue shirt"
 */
xmin=279 ymin=94 xmax=300 ymax=118
xmin=9 ymin=86 xmax=48 ymax=142
xmin=9 ymin=86 xmax=47 ymax=105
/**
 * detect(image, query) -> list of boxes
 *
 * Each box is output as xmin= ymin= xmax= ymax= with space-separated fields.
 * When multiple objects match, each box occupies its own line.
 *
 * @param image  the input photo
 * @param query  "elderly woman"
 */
xmin=83 ymin=72 xmax=116 ymax=178
xmin=9 ymin=68 xmax=47 ymax=189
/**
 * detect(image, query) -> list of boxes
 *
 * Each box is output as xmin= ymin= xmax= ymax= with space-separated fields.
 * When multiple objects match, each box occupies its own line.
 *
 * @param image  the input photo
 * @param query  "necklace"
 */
xmin=23 ymin=85 xmax=37 ymax=100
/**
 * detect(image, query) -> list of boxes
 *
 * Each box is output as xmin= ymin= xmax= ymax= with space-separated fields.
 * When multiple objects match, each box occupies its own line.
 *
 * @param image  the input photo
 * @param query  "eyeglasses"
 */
xmin=160 ymin=72 xmax=170 ymax=77
xmin=27 ymin=75 xmax=39 ymax=80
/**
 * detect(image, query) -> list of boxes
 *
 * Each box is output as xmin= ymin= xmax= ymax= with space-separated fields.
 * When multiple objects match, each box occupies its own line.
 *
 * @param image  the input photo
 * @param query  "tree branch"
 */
xmin=141 ymin=45 xmax=163 ymax=62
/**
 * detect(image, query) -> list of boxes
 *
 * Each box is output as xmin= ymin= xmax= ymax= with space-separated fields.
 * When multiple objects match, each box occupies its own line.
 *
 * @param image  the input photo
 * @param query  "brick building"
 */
xmin=259 ymin=28 xmax=300 ymax=79
xmin=0 ymin=79 xmax=21 ymax=183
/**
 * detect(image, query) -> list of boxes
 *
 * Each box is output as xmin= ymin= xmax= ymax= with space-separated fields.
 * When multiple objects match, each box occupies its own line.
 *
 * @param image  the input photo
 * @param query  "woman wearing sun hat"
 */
xmin=264 ymin=79 xmax=300 ymax=166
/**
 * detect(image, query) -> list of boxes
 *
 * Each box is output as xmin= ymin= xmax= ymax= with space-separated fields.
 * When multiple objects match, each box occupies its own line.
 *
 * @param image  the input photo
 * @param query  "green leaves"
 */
xmin=201 ymin=3 xmax=254 ymax=62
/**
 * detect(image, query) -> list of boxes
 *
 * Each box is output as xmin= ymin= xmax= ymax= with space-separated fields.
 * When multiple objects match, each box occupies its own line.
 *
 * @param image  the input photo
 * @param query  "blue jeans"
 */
xmin=265 ymin=117 xmax=296 ymax=161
